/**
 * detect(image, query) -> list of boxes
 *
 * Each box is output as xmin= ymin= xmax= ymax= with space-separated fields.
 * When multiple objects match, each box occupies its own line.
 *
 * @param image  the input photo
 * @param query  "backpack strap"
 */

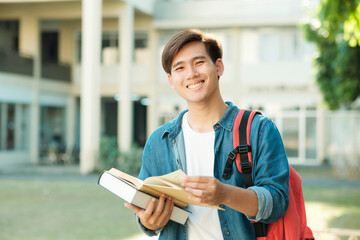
xmin=222 ymin=109 xmax=266 ymax=237
xmin=222 ymin=109 xmax=260 ymax=180
xmin=237 ymin=110 xmax=255 ymax=186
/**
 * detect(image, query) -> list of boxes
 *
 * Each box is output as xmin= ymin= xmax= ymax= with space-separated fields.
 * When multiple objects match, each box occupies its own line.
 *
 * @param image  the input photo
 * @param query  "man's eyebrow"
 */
xmin=172 ymin=61 xmax=184 ymax=70
xmin=171 ymin=55 xmax=207 ymax=69
xmin=193 ymin=55 xmax=207 ymax=61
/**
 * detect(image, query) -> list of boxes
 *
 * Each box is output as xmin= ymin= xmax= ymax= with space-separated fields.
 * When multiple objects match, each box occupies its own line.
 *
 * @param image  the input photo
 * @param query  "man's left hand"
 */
xmin=181 ymin=176 xmax=226 ymax=206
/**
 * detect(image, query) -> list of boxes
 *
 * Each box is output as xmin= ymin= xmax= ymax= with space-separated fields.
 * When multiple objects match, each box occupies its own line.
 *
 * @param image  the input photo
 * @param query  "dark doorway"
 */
xmin=41 ymin=31 xmax=70 ymax=81
xmin=133 ymin=100 xmax=147 ymax=147
xmin=104 ymin=99 xmax=118 ymax=137
xmin=41 ymin=32 xmax=58 ymax=63
xmin=101 ymin=97 xmax=147 ymax=147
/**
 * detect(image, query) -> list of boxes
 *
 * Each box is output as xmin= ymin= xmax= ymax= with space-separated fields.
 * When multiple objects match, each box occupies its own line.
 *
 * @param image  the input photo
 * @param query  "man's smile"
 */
xmin=187 ymin=80 xmax=205 ymax=89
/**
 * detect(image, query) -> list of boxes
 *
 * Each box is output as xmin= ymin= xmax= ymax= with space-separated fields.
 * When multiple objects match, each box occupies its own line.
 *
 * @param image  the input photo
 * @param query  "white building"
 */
xmin=0 ymin=0 xmax=333 ymax=173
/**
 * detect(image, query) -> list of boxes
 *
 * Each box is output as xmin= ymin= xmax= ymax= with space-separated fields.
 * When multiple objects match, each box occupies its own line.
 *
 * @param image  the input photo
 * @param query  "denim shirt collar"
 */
xmin=161 ymin=101 xmax=238 ymax=140
xmin=216 ymin=101 xmax=238 ymax=132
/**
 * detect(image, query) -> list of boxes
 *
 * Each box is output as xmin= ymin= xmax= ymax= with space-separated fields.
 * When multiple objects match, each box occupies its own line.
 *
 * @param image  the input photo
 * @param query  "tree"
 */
xmin=303 ymin=0 xmax=360 ymax=110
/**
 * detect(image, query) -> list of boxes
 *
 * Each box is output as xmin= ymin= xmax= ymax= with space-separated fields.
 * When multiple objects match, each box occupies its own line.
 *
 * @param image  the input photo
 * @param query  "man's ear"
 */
xmin=215 ymin=58 xmax=224 ymax=77
xmin=168 ymin=74 xmax=175 ymax=89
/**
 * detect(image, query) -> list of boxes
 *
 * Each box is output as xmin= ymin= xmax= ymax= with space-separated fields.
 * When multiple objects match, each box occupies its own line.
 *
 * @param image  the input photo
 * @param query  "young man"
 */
xmin=125 ymin=29 xmax=289 ymax=240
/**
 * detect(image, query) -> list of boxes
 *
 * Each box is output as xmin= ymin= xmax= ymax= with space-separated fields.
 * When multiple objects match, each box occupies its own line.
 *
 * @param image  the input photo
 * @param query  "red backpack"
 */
xmin=222 ymin=109 xmax=314 ymax=240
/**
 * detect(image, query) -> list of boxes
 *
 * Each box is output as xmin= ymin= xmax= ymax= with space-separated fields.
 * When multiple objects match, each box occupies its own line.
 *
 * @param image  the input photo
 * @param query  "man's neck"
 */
xmin=186 ymin=98 xmax=228 ymax=133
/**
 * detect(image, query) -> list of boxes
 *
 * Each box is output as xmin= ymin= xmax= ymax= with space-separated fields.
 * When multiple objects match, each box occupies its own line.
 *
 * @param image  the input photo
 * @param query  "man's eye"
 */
xmin=175 ymin=66 xmax=184 ymax=71
xmin=195 ymin=60 xmax=205 ymax=65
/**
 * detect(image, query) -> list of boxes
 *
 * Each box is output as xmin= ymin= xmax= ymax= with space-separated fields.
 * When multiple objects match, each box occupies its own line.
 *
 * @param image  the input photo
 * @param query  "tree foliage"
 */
xmin=303 ymin=0 xmax=360 ymax=110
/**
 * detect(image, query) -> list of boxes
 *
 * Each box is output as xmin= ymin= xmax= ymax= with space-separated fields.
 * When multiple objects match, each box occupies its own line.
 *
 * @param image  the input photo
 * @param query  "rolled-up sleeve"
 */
xmin=250 ymin=116 xmax=290 ymax=223
xmin=246 ymin=186 xmax=273 ymax=222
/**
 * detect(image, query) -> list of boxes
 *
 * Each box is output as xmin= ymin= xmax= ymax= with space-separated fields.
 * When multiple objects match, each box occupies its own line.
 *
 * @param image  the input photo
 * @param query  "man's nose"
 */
xmin=186 ymin=66 xmax=199 ymax=79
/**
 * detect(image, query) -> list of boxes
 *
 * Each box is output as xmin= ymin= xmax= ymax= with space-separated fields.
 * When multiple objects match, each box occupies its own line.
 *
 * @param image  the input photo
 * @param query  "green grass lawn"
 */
xmin=1 ymin=172 xmax=359 ymax=240
xmin=295 ymin=165 xmax=360 ymax=231
xmin=0 ymin=178 xmax=142 ymax=240
xmin=304 ymin=186 xmax=360 ymax=230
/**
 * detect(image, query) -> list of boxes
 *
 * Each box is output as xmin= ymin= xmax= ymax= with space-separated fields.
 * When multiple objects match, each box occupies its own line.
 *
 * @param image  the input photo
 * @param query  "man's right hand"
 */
xmin=124 ymin=194 xmax=174 ymax=231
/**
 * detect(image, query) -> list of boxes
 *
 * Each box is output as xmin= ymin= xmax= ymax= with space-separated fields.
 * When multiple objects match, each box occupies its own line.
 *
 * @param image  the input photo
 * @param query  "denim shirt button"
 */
xmin=225 ymin=230 xmax=230 ymax=235
xmin=219 ymin=204 xmax=224 ymax=208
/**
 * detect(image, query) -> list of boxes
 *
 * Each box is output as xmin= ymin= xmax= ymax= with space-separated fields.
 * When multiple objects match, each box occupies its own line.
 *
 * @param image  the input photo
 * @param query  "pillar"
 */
xmin=19 ymin=15 xmax=41 ymax=164
xmin=80 ymin=0 xmax=102 ymax=174
xmin=66 ymin=96 xmax=76 ymax=153
xmin=118 ymin=3 xmax=134 ymax=152
xmin=147 ymin=29 xmax=159 ymax=136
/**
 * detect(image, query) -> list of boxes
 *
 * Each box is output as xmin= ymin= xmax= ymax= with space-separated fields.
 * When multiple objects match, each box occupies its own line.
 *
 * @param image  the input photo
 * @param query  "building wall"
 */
xmin=0 ymin=0 xmax=156 ymax=169
xmin=1 ymin=0 xmax=355 ymax=169
xmin=59 ymin=20 xmax=79 ymax=65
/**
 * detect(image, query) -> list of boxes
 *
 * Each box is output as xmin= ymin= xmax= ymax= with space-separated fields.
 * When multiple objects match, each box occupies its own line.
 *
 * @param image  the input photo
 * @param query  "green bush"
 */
xmin=97 ymin=136 xmax=119 ymax=170
xmin=97 ymin=136 xmax=143 ymax=176
xmin=118 ymin=143 xmax=143 ymax=176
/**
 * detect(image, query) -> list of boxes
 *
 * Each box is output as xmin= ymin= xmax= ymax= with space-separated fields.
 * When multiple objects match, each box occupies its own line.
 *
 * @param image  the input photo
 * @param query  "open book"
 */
xmin=100 ymin=168 xmax=224 ymax=210
xmin=99 ymin=168 xmax=192 ymax=224
xmin=99 ymin=168 xmax=223 ymax=210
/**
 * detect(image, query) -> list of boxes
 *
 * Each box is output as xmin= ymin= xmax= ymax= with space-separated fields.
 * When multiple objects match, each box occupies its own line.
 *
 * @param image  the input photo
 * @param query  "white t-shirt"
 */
xmin=182 ymin=112 xmax=224 ymax=240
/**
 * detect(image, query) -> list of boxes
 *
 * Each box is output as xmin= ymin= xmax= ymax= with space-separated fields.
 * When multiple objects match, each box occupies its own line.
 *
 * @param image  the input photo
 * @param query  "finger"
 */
xmin=188 ymin=195 xmax=204 ymax=203
xmin=183 ymin=181 xmax=209 ymax=190
xmin=152 ymin=194 xmax=166 ymax=219
xmin=124 ymin=202 xmax=143 ymax=216
xmin=183 ymin=176 xmax=211 ymax=183
xmin=158 ymin=197 xmax=174 ymax=223
xmin=185 ymin=187 xmax=209 ymax=198
xmin=142 ymin=198 xmax=157 ymax=221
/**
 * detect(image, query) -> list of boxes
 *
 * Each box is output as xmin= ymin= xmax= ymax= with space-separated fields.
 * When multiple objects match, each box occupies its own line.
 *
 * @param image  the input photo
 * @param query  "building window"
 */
xmin=281 ymin=31 xmax=298 ymax=61
xmin=76 ymin=31 xmax=149 ymax=64
xmin=283 ymin=117 xmax=299 ymax=158
xmin=0 ymin=102 xmax=30 ymax=151
xmin=0 ymin=20 xmax=19 ymax=52
xmin=102 ymin=32 xmax=119 ymax=65
xmin=306 ymin=115 xmax=317 ymax=160
xmin=0 ymin=20 xmax=34 ymax=76
xmin=41 ymin=31 xmax=71 ymax=81
xmin=20 ymin=104 xmax=30 ymax=151
xmin=42 ymin=32 xmax=59 ymax=64
xmin=102 ymin=32 xmax=119 ymax=50
xmin=135 ymin=32 xmax=148 ymax=49
xmin=40 ymin=106 xmax=66 ymax=162
xmin=259 ymin=33 xmax=280 ymax=62
xmin=6 ymin=103 xmax=15 ymax=150
xmin=259 ymin=29 xmax=298 ymax=62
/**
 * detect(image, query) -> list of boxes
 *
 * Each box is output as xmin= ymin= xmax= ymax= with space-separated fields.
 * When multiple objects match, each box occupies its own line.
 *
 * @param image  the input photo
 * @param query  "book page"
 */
xmin=144 ymin=169 xmax=186 ymax=188
xmin=108 ymin=168 xmax=143 ymax=189
xmin=142 ymin=170 xmax=224 ymax=210
xmin=145 ymin=184 xmax=223 ymax=210
xmin=158 ymin=169 xmax=186 ymax=186
xmin=139 ymin=185 xmax=188 ymax=209
xmin=144 ymin=177 xmax=183 ymax=190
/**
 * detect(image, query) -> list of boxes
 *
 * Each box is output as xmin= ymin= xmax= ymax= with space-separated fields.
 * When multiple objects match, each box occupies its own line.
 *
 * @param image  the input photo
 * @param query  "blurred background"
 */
xmin=0 ymin=0 xmax=359 ymax=239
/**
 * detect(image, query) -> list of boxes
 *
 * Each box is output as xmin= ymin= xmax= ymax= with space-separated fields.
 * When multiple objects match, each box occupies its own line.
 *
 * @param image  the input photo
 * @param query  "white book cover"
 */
xmin=98 ymin=171 xmax=190 ymax=225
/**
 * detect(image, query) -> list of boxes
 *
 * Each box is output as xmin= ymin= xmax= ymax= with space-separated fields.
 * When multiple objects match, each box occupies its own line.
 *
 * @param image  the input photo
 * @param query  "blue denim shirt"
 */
xmin=137 ymin=102 xmax=289 ymax=240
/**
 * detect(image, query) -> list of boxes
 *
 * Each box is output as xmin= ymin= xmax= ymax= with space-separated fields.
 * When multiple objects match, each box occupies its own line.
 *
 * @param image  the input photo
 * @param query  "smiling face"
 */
xmin=167 ymin=41 xmax=224 ymax=106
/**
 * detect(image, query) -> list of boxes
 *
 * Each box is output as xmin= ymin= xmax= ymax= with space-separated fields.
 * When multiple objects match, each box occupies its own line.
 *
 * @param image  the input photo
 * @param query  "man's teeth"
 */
xmin=188 ymin=82 xmax=202 ymax=89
